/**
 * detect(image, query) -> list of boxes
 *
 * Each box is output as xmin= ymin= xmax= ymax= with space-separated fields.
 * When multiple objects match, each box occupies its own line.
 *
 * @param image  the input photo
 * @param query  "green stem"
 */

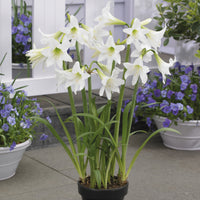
xmin=113 ymin=44 xmax=131 ymax=142
xmin=110 ymin=44 xmax=131 ymax=177
xmin=76 ymin=41 xmax=81 ymax=63
xmin=121 ymin=81 xmax=139 ymax=181
xmin=127 ymin=81 xmax=139 ymax=136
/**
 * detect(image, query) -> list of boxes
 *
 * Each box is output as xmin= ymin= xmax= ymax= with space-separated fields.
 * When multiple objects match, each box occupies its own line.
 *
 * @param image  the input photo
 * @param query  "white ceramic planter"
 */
xmin=154 ymin=116 xmax=200 ymax=150
xmin=0 ymin=139 xmax=31 ymax=180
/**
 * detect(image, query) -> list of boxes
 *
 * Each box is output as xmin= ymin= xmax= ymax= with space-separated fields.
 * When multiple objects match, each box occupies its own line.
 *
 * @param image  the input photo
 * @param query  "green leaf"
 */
xmin=164 ymin=12 xmax=174 ymax=19
xmin=126 ymin=127 xmax=180 ymax=179
xmin=163 ymin=38 xmax=169 ymax=46
xmin=155 ymin=26 xmax=163 ymax=31
xmin=0 ymin=53 xmax=7 ymax=66
xmin=94 ymin=170 xmax=102 ymax=189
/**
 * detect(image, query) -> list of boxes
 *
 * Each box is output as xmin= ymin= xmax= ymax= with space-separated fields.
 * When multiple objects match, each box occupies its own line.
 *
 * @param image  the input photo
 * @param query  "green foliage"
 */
xmin=134 ymin=62 xmax=200 ymax=130
xmin=0 ymin=84 xmax=43 ymax=147
xmin=154 ymin=0 xmax=200 ymax=44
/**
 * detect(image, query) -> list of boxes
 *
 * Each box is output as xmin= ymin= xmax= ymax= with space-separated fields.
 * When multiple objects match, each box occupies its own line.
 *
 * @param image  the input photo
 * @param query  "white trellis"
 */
xmin=0 ymin=0 xmax=135 ymax=96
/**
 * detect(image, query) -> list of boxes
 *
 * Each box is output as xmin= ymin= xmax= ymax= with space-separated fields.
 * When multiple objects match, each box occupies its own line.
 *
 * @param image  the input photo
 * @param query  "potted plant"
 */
xmin=12 ymin=0 xmax=32 ymax=78
xmin=26 ymin=2 xmax=177 ymax=199
xmin=0 ymin=54 xmax=45 ymax=180
xmin=154 ymin=0 xmax=200 ymax=64
xmin=134 ymin=61 xmax=200 ymax=150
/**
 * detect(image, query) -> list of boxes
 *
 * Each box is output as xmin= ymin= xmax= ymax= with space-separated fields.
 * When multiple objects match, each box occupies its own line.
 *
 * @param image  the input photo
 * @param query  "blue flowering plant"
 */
xmin=134 ymin=62 xmax=200 ymax=129
xmin=0 ymin=81 xmax=43 ymax=150
xmin=12 ymin=0 xmax=32 ymax=64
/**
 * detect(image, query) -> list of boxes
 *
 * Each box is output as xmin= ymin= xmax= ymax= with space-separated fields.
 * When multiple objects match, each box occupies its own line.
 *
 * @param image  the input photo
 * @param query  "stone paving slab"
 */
xmin=1 ymin=134 xmax=199 ymax=200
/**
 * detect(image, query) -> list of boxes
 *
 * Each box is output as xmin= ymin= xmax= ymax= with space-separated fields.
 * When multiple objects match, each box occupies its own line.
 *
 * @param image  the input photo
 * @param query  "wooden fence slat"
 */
xmin=32 ymin=0 xmax=65 ymax=78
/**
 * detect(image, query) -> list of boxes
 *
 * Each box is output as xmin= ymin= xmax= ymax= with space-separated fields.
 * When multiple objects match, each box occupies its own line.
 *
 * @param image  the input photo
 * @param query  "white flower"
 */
xmin=98 ymin=68 xmax=124 ymax=100
xmin=83 ymin=24 xmax=109 ymax=44
xmin=123 ymin=18 xmax=149 ymax=45
xmin=145 ymin=26 xmax=166 ymax=50
xmin=26 ymin=47 xmax=47 ymax=68
xmin=38 ymin=29 xmax=63 ymax=45
xmin=41 ymin=37 xmax=73 ymax=68
xmin=98 ymin=35 xmax=125 ymax=67
xmin=124 ymin=57 xmax=150 ymax=85
xmin=56 ymin=62 xmax=90 ymax=94
xmin=154 ymin=53 xmax=175 ymax=83
xmin=131 ymin=40 xmax=153 ymax=63
xmin=81 ymin=24 xmax=109 ymax=58
xmin=95 ymin=1 xmax=126 ymax=26
xmin=61 ymin=15 xmax=87 ymax=45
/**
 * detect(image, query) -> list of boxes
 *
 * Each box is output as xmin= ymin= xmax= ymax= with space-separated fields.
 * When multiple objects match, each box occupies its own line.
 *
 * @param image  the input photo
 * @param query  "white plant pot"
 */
xmin=175 ymin=40 xmax=200 ymax=65
xmin=153 ymin=116 xmax=200 ymax=150
xmin=0 ymin=139 xmax=31 ymax=180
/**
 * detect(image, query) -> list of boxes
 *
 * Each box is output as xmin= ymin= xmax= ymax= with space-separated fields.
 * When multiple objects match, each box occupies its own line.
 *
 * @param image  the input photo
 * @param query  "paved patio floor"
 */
xmin=0 ymin=133 xmax=200 ymax=200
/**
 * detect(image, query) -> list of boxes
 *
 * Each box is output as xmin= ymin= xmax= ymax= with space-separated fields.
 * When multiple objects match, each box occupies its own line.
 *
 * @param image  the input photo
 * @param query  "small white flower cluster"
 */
xmin=26 ymin=1 xmax=175 ymax=100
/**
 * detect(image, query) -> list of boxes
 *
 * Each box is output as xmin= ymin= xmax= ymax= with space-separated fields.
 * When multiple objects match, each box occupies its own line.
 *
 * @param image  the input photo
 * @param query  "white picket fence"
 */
xmin=0 ymin=0 xmax=137 ymax=96
xmin=0 ymin=0 xmax=179 ymax=97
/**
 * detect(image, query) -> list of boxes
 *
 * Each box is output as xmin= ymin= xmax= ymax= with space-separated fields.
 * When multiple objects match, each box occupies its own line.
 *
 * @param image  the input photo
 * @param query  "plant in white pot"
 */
xmin=154 ymin=0 xmax=200 ymax=65
xmin=12 ymin=0 xmax=32 ymax=78
xmin=134 ymin=61 xmax=200 ymax=150
xmin=0 ymin=54 xmax=44 ymax=180
xmin=26 ymin=2 xmax=177 ymax=199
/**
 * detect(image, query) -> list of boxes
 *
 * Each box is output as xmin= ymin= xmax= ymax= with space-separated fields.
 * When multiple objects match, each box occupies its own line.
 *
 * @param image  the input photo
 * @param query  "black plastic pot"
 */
xmin=78 ymin=181 xmax=129 ymax=200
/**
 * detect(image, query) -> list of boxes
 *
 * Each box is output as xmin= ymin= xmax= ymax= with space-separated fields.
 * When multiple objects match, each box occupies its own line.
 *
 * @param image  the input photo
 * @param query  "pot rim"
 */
xmin=78 ymin=180 xmax=129 ymax=192
xmin=153 ymin=115 xmax=200 ymax=126
xmin=0 ymin=139 xmax=31 ymax=153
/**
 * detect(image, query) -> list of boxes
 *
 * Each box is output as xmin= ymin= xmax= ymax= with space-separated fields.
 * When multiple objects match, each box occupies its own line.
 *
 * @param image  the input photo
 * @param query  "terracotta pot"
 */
xmin=78 ymin=181 xmax=128 ymax=200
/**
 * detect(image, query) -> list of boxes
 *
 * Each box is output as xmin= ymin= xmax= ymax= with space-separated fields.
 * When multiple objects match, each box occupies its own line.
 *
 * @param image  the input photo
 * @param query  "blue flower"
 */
xmin=160 ymin=100 xmax=169 ymax=108
xmin=6 ymin=85 xmax=14 ymax=93
xmin=162 ymin=106 xmax=171 ymax=114
xmin=177 ymin=103 xmax=183 ymax=111
xmin=7 ymin=116 xmax=16 ymax=126
xmin=161 ymin=90 xmax=167 ymax=98
xmin=180 ymin=82 xmax=188 ymax=91
xmin=20 ymin=14 xmax=28 ymax=23
xmin=10 ymin=141 xmax=16 ymax=151
xmin=17 ymin=24 xmax=24 ymax=32
xmin=0 ymin=96 xmax=5 ymax=104
xmin=40 ymin=133 xmax=48 ymax=141
xmin=176 ymin=92 xmax=184 ymax=100
xmin=180 ymin=75 xmax=189 ymax=83
xmin=184 ymin=66 xmax=192 ymax=74
xmin=170 ymin=103 xmax=179 ymax=112
xmin=154 ymin=89 xmax=161 ymax=97
xmin=163 ymin=118 xmax=171 ymax=128
xmin=12 ymin=26 xmax=18 ymax=34
xmin=136 ymin=94 xmax=145 ymax=103
xmin=150 ymin=80 xmax=157 ymax=88
xmin=190 ymin=94 xmax=196 ymax=101
xmin=187 ymin=105 xmax=193 ymax=114
xmin=2 ymin=123 xmax=9 ymax=132
xmin=15 ymin=33 xmax=23 ymax=43
xmin=146 ymin=117 xmax=152 ymax=127
xmin=174 ymin=62 xmax=181 ymax=69
xmin=190 ymin=84 xmax=197 ymax=93
xmin=1 ymin=109 xmax=9 ymax=118
xmin=167 ymin=90 xmax=174 ymax=99
xmin=164 ymin=78 xmax=171 ymax=87
xmin=46 ymin=116 xmax=52 ymax=123
xmin=180 ymin=65 xmax=186 ymax=72
xmin=147 ymin=97 xmax=157 ymax=108
xmin=4 ymin=104 xmax=13 ymax=112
